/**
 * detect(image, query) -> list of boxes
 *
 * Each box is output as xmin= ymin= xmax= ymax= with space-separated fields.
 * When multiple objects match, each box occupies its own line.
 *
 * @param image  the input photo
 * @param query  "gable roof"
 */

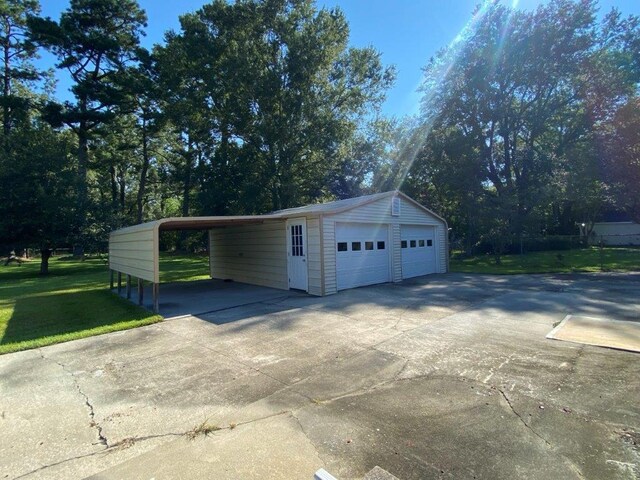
xmin=111 ymin=190 xmax=446 ymax=236
xmin=273 ymin=190 xmax=446 ymax=224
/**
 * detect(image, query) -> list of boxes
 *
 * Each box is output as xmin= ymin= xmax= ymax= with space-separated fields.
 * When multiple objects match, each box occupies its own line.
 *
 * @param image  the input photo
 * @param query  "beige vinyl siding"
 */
xmin=209 ymin=221 xmax=288 ymax=290
xmin=306 ymin=217 xmax=322 ymax=296
xmin=322 ymin=216 xmax=337 ymax=295
xmin=109 ymin=225 xmax=157 ymax=282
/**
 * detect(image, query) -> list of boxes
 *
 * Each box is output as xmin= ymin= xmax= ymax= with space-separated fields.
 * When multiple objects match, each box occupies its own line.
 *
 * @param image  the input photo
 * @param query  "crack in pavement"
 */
xmin=497 ymin=387 xmax=552 ymax=447
xmin=496 ymin=388 xmax=587 ymax=480
xmin=289 ymin=410 xmax=329 ymax=466
xmin=38 ymin=349 xmax=108 ymax=448
xmin=13 ymin=410 xmax=294 ymax=479
xmin=11 ymin=431 xmax=181 ymax=480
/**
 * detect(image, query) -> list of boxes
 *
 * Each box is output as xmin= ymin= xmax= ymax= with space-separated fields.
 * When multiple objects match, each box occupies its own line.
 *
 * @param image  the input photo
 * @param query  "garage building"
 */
xmin=109 ymin=191 xmax=448 ymax=311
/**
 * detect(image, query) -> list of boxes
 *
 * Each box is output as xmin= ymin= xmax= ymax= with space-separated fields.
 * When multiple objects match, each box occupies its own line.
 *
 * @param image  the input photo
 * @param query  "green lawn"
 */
xmin=0 ymin=253 xmax=212 ymax=354
xmin=450 ymin=247 xmax=640 ymax=274
xmin=0 ymin=257 xmax=162 ymax=354
xmin=160 ymin=253 xmax=210 ymax=283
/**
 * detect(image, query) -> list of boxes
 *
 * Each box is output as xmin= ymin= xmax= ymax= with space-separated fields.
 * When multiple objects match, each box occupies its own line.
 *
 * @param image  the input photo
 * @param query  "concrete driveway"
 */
xmin=1 ymin=273 xmax=639 ymax=480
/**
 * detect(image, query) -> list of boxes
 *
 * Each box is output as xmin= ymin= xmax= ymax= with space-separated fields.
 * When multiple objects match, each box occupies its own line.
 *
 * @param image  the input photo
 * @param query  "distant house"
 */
xmin=591 ymin=211 xmax=640 ymax=246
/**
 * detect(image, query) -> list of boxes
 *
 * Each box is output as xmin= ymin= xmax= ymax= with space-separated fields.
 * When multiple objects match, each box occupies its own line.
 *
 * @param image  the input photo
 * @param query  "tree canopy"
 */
xmin=404 ymin=0 xmax=640 ymax=254
xmin=0 ymin=0 xmax=639 ymax=273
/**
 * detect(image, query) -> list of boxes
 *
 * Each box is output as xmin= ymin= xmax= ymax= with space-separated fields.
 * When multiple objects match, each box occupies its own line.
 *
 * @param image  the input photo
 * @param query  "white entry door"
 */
xmin=336 ymin=223 xmax=391 ymax=290
xmin=401 ymin=225 xmax=437 ymax=279
xmin=287 ymin=218 xmax=308 ymax=291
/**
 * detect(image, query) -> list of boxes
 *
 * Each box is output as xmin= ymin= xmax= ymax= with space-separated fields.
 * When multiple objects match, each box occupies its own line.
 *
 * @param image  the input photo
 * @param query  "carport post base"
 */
xmin=126 ymin=275 xmax=131 ymax=299
xmin=138 ymin=279 xmax=143 ymax=306
xmin=152 ymin=283 xmax=159 ymax=313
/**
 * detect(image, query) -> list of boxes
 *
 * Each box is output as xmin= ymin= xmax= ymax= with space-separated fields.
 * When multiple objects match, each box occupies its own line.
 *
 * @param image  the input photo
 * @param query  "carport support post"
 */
xmin=126 ymin=275 xmax=132 ymax=299
xmin=117 ymin=272 xmax=122 ymax=295
xmin=137 ymin=278 xmax=143 ymax=306
xmin=109 ymin=270 xmax=114 ymax=290
xmin=152 ymin=283 xmax=159 ymax=314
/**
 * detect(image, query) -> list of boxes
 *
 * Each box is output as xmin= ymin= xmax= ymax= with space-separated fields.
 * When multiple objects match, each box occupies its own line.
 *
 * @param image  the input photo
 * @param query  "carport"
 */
xmin=108 ymin=215 xmax=284 ymax=313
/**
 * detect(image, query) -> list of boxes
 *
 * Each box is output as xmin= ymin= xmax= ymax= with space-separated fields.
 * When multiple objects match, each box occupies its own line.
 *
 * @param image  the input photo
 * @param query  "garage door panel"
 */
xmin=336 ymin=223 xmax=390 ymax=290
xmin=401 ymin=225 xmax=436 ymax=279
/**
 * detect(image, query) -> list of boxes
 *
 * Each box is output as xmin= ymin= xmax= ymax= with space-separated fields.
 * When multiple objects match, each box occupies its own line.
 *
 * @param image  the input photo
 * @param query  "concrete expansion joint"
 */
xmin=38 ymin=349 xmax=109 ymax=448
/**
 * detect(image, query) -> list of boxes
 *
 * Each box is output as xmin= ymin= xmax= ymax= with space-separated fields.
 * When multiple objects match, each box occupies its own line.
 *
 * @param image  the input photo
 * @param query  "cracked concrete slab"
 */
xmin=1 ymin=272 xmax=639 ymax=480
xmin=86 ymin=413 xmax=324 ymax=480
xmin=293 ymin=376 xmax=588 ymax=480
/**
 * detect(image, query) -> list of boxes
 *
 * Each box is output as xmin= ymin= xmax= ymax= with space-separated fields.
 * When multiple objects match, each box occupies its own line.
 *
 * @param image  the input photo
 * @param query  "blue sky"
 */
xmin=36 ymin=0 xmax=640 ymax=118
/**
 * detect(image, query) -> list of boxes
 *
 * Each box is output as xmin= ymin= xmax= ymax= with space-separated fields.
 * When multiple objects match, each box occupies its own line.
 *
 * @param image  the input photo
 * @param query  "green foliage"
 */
xmin=5 ymin=0 xmax=637 ymax=267
xmin=0 ymin=257 xmax=161 ymax=354
xmin=0 ymin=124 xmax=75 ymax=253
xmin=0 ymin=0 xmax=47 ymax=134
xmin=603 ymin=98 xmax=640 ymax=223
xmin=28 ymin=0 xmax=148 ymax=249
xmin=407 ymin=0 xmax=640 ymax=253
xmin=156 ymin=0 xmax=394 ymax=216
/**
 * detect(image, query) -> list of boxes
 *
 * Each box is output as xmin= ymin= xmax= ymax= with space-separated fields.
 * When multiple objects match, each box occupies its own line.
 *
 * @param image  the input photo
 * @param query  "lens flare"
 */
xmin=389 ymin=0 xmax=498 ymax=191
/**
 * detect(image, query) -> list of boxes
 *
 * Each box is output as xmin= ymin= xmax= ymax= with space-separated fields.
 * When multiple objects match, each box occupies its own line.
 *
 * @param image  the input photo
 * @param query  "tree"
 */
xmin=156 ymin=0 xmax=394 ymax=220
xmin=0 ymin=0 xmax=45 ymax=135
xmin=407 ymin=0 xmax=640 ymax=251
xmin=0 ymin=124 xmax=75 ymax=274
xmin=330 ymin=117 xmax=397 ymax=199
xmin=29 ymin=0 xmax=147 ymax=254
xmin=603 ymin=98 xmax=640 ymax=222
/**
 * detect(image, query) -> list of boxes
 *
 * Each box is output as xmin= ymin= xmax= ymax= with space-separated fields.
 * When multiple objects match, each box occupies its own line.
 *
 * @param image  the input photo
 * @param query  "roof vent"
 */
xmin=391 ymin=195 xmax=401 ymax=216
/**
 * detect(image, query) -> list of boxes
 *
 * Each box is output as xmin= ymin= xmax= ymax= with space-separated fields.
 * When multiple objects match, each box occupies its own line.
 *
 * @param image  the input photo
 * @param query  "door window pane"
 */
xmin=291 ymin=224 xmax=304 ymax=256
xmin=419 ymin=240 xmax=425 ymax=247
xmin=365 ymin=241 xmax=374 ymax=250
xmin=337 ymin=242 xmax=347 ymax=252
xmin=427 ymin=239 xmax=433 ymax=246
xmin=410 ymin=240 xmax=416 ymax=248
xmin=351 ymin=242 xmax=361 ymax=251
xmin=401 ymin=240 xmax=407 ymax=248
xmin=377 ymin=241 xmax=385 ymax=250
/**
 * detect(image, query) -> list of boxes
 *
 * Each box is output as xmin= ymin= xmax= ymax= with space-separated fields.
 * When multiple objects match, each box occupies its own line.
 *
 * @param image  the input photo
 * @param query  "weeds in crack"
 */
xmin=185 ymin=420 xmax=222 ymax=440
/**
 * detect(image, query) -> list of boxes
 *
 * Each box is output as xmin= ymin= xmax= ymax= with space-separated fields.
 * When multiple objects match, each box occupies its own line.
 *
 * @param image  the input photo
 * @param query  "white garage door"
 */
xmin=336 ymin=223 xmax=391 ymax=290
xmin=401 ymin=225 xmax=437 ymax=279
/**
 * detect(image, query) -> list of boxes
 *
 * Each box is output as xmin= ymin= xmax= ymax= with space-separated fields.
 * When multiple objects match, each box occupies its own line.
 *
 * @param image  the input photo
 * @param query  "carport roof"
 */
xmin=111 ymin=191 xmax=410 ymax=235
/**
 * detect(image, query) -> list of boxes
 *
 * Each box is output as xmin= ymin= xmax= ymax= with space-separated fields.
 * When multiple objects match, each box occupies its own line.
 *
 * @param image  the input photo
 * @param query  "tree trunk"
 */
xmin=40 ymin=248 xmax=52 ymax=275
xmin=75 ymin=105 xmax=89 ymax=257
xmin=136 ymin=116 xmax=150 ymax=224
xmin=118 ymin=167 xmax=125 ymax=212
xmin=2 ymin=27 xmax=12 ymax=136
xmin=110 ymin=164 xmax=118 ymax=207
xmin=179 ymin=141 xmax=193 ymax=251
